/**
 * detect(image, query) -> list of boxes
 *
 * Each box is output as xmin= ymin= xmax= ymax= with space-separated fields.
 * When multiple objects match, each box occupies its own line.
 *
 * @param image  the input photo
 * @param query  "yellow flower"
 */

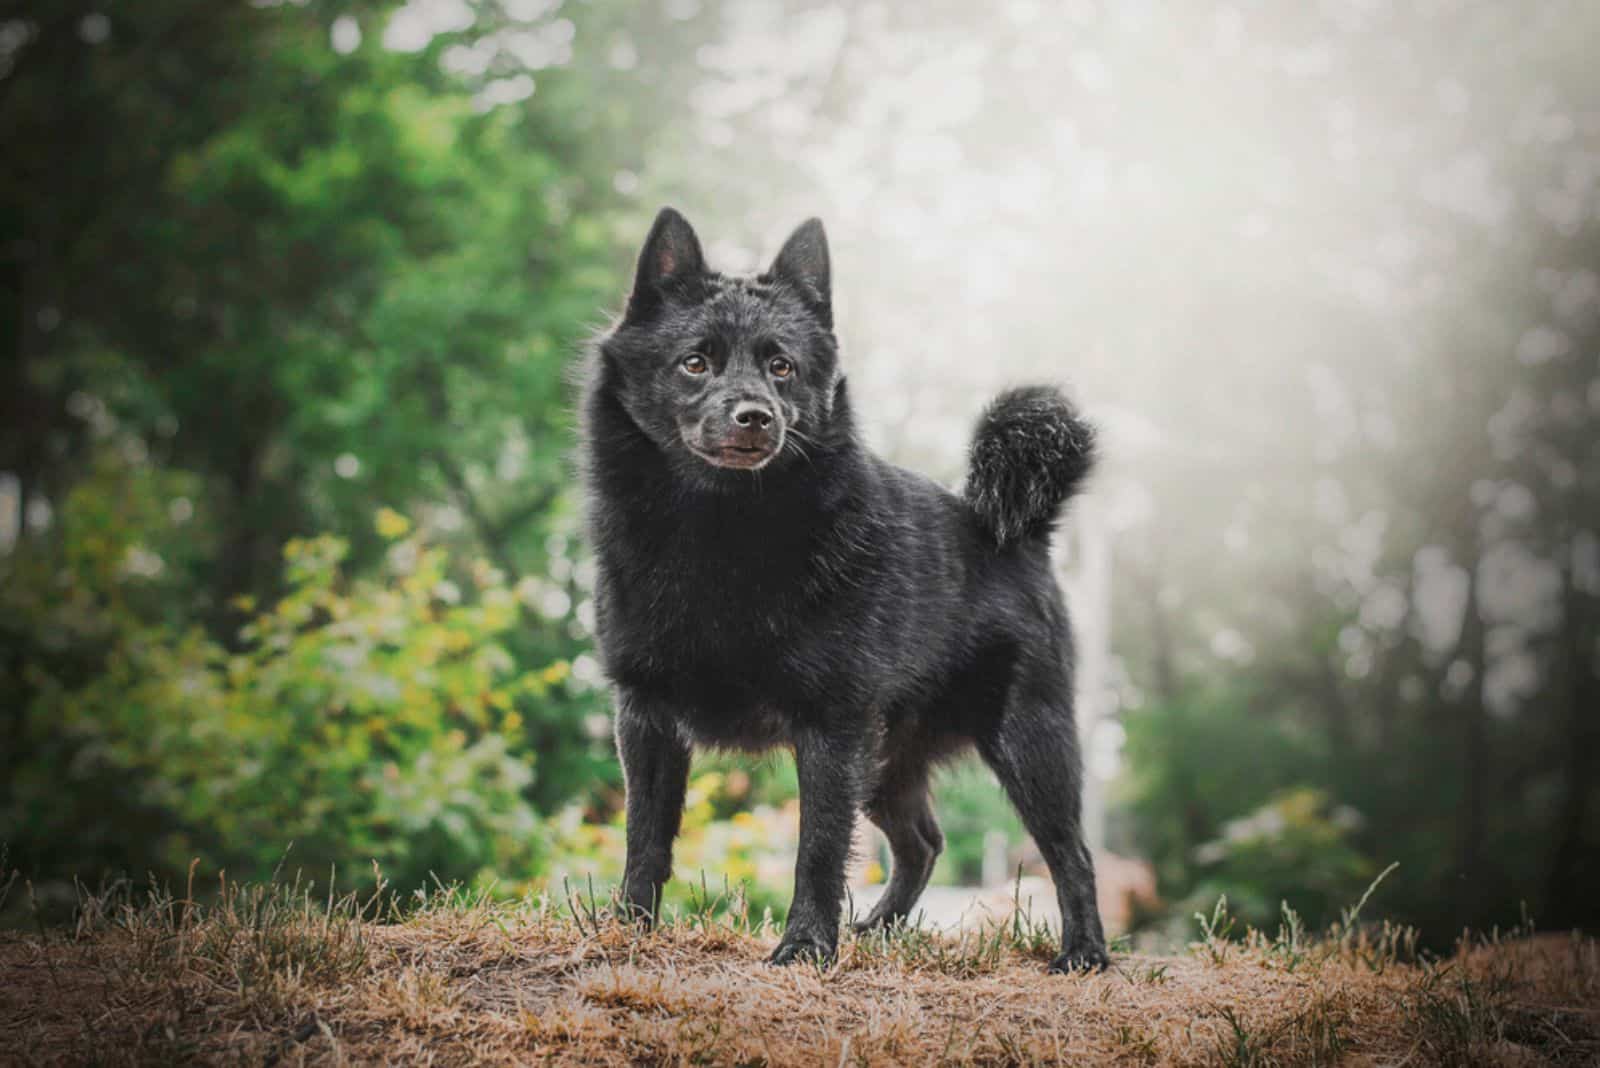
xmin=540 ymin=660 xmax=570 ymax=685
xmin=375 ymin=507 xmax=411 ymax=540
xmin=501 ymin=711 xmax=523 ymax=733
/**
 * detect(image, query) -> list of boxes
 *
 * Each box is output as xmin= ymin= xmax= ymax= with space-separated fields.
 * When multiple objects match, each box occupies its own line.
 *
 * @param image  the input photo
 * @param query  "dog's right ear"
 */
xmin=626 ymin=207 xmax=704 ymax=320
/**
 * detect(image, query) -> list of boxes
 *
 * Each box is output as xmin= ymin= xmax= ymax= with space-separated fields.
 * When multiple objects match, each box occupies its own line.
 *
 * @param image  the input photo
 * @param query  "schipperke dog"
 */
xmin=581 ymin=207 xmax=1109 ymax=973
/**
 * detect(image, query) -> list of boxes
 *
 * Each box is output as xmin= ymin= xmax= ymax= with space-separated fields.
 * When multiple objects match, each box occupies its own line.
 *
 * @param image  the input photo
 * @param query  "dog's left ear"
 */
xmin=766 ymin=218 xmax=831 ymax=326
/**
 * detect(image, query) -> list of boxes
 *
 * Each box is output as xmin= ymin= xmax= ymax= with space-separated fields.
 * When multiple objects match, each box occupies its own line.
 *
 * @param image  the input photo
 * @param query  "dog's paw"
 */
xmin=1047 ymin=943 xmax=1110 ymax=975
xmin=768 ymin=930 xmax=836 ymax=966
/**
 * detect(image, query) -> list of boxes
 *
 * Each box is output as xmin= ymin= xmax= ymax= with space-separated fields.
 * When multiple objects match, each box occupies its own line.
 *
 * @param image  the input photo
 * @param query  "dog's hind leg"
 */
xmin=977 ymin=677 xmax=1110 ymax=973
xmin=615 ymin=692 xmax=692 ymax=926
xmin=853 ymin=768 xmax=942 ymax=933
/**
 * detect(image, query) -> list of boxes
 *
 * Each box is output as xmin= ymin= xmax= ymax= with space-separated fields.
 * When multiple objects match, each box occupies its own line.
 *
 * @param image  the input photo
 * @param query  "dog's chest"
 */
xmin=595 ymin=521 xmax=865 ymax=720
xmin=598 ymin=548 xmax=807 ymax=682
xmin=599 ymin=576 xmax=818 ymax=748
xmin=603 ymin=494 xmax=833 ymax=628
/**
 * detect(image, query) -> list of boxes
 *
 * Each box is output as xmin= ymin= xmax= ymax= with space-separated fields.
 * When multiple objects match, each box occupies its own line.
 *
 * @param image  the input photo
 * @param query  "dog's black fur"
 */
xmin=580 ymin=207 xmax=1109 ymax=973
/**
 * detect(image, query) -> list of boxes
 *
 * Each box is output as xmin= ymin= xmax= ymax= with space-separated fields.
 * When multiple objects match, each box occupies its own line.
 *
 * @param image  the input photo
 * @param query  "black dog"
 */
xmin=581 ymin=207 xmax=1109 ymax=972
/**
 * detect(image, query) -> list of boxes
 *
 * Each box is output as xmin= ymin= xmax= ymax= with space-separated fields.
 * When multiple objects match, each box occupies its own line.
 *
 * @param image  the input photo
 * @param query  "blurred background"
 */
xmin=3 ymin=0 xmax=1597 ymax=948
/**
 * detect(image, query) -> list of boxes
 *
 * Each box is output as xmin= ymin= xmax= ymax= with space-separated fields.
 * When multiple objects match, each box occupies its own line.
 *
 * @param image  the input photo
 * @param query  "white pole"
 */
xmin=1060 ymin=494 xmax=1111 ymax=855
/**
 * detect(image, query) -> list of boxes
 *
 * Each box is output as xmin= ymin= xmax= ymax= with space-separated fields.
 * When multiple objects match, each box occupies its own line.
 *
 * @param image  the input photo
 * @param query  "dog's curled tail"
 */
xmin=964 ymin=386 xmax=1096 ymax=548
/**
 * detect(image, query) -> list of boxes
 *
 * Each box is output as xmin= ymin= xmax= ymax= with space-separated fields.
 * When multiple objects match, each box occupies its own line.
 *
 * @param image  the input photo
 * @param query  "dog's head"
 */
xmin=599 ymin=208 xmax=842 ymax=479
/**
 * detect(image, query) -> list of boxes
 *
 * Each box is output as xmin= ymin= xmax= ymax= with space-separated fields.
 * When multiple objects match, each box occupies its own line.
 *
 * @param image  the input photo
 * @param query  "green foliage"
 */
xmin=1119 ymin=690 xmax=1314 ymax=881
xmin=3 ymin=464 xmax=559 ymax=892
xmin=1180 ymin=788 xmax=1373 ymax=934
xmin=1118 ymin=691 xmax=1375 ymax=932
xmin=544 ymin=769 xmax=795 ymax=922
xmin=5 ymin=0 xmax=626 ymax=608
xmin=931 ymin=760 xmax=1025 ymax=885
xmin=1 ymin=0 xmax=633 ymax=897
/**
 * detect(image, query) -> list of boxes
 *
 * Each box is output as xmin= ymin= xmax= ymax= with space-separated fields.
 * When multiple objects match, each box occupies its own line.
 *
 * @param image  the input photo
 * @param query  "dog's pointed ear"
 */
xmin=627 ymin=207 xmax=704 ymax=318
xmin=767 ymin=217 xmax=831 ymax=325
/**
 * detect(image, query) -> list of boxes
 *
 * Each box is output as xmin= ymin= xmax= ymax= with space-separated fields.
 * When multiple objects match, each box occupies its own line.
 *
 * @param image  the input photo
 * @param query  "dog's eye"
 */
xmin=681 ymin=354 xmax=709 ymax=375
xmin=769 ymin=356 xmax=794 ymax=379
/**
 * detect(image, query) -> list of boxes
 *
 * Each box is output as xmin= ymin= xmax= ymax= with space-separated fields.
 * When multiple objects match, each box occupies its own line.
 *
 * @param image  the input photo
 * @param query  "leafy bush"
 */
xmin=544 ymin=770 xmax=796 ymax=921
xmin=3 ymin=463 xmax=561 ymax=894
xmin=931 ymin=760 xmax=1026 ymax=885
xmin=1180 ymin=787 xmax=1373 ymax=933
xmin=1117 ymin=690 xmax=1381 ymax=934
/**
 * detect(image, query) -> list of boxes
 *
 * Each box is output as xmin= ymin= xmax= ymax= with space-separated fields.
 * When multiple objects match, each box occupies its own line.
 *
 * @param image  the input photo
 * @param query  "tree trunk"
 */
xmin=1454 ymin=552 xmax=1490 ymax=931
xmin=1544 ymin=537 xmax=1599 ymax=926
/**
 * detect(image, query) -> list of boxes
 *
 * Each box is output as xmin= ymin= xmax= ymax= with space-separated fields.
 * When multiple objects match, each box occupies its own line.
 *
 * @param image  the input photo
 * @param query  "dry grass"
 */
xmin=2 ymin=873 xmax=1597 ymax=1066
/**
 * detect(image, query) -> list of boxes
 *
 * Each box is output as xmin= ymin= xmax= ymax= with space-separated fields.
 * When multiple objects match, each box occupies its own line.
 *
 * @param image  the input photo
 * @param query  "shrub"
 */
xmin=3 ymin=474 xmax=559 ymax=894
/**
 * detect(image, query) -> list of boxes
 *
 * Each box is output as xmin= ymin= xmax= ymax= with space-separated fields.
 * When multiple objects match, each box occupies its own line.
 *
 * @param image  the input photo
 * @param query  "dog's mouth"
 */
xmin=689 ymin=442 xmax=778 ymax=470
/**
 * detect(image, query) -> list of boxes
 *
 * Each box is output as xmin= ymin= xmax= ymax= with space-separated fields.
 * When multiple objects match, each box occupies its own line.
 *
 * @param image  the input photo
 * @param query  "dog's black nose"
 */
xmin=733 ymin=402 xmax=774 ymax=429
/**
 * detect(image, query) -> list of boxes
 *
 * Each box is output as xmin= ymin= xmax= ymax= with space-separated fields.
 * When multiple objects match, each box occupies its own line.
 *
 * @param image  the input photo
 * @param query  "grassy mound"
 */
xmin=1 ymin=874 xmax=1596 ymax=1065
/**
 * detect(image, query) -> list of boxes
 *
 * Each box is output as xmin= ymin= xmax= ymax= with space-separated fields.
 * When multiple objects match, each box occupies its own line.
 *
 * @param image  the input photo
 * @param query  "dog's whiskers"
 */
xmin=784 ymin=427 xmax=818 ymax=466
xmin=784 ymin=437 xmax=813 ymax=466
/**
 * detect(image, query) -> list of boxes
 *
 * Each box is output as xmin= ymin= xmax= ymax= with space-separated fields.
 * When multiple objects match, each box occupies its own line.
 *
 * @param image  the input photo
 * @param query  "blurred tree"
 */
xmin=1094 ymin=4 xmax=1600 ymax=936
xmin=0 ymin=0 xmax=645 ymax=888
xmin=1 ymin=0 xmax=621 ymax=601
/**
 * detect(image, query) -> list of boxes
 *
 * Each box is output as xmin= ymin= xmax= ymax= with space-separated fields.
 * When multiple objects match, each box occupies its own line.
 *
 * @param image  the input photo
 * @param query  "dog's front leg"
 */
xmin=770 ymin=724 xmax=866 ymax=965
xmin=615 ymin=691 xmax=692 ymax=926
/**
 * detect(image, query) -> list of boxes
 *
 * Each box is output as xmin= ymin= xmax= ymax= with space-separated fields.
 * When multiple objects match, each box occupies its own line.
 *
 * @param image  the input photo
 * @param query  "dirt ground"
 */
xmin=2 ymin=886 xmax=1597 ymax=1066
